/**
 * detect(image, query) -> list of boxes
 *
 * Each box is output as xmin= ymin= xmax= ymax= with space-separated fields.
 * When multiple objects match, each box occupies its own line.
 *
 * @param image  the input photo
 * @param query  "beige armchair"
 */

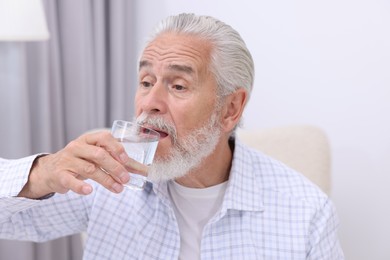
xmin=236 ymin=125 xmax=331 ymax=195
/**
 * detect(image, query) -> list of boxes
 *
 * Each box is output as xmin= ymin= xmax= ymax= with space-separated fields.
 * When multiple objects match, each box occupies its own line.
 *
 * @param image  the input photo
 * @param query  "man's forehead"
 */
xmin=139 ymin=33 xmax=212 ymax=72
xmin=139 ymin=60 xmax=195 ymax=75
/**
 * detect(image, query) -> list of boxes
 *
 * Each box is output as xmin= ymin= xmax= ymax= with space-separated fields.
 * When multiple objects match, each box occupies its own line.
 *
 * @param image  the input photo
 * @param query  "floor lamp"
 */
xmin=0 ymin=0 xmax=49 ymax=158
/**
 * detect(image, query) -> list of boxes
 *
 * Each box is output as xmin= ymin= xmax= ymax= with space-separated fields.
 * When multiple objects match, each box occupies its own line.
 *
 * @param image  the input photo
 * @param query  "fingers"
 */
xmin=58 ymin=157 xmax=125 ymax=194
xmin=20 ymin=154 xmax=97 ymax=199
xmin=66 ymin=137 xmax=130 ymax=184
xmin=59 ymin=171 xmax=123 ymax=195
xmin=25 ymin=130 xmax=149 ymax=198
xmin=82 ymin=131 xmax=148 ymax=175
xmin=84 ymin=131 xmax=126 ymax=163
xmin=65 ymin=131 xmax=148 ymax=193
xmin=53 ymin=171 xmax=93 ymax=195
xmin=120 ymin=156 xmax=148 ymax=177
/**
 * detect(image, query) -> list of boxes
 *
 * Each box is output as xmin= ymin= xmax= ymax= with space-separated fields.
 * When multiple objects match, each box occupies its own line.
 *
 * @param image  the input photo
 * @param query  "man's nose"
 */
xmin=138 ymin=82 xmax=167 ymax=115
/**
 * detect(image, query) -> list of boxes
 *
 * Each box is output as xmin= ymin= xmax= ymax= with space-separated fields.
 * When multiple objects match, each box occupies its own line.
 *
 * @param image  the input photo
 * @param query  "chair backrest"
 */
xmin=236 ymin=125 xmax=331 ymax=195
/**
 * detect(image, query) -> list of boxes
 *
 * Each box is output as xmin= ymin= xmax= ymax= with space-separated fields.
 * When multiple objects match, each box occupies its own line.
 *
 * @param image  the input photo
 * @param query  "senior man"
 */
xmin=0 ymin=13 xmax=344 ymax=259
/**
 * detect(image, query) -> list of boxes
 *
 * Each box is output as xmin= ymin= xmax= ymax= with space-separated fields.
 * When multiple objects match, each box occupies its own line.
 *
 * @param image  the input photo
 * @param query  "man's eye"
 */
xmin=172 ymin=85 xmax=185 ymax=91
xmin=140 ymin=81 xmax=152 ymax=88
xmin=168 ymin=83 xmax=192 ymax=99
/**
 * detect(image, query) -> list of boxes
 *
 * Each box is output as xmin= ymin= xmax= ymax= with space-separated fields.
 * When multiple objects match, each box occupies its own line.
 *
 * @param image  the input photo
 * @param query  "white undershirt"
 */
xmin=168 ymin=180 xmax=228 ymax=260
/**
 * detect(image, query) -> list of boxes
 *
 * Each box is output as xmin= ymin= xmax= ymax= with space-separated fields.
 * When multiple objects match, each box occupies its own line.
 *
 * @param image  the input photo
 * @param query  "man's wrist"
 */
xmin=18 ymin=154 xmax=54 ymax=199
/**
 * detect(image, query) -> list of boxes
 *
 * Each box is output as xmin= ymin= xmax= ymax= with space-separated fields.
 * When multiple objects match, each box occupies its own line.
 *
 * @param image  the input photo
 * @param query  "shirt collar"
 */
xmin=150 ymin=137 xmax=265 ymax=212
xmin=221 ymin=137 xmax=265 ymax=212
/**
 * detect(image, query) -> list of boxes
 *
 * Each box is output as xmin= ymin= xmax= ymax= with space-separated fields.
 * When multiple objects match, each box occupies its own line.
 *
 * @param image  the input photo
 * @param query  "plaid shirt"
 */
xmin=0 ymin=139 xmax=344 ymax=259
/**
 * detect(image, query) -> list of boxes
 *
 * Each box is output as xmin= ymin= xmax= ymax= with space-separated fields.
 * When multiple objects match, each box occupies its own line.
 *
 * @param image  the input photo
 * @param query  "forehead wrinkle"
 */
xmin=139 ymin=58 xmax=195 ymax=78
xmin=140 ymin=35 xmax=213 ymax=82
xmin=142 ymin=39 xmax=207 ymax=63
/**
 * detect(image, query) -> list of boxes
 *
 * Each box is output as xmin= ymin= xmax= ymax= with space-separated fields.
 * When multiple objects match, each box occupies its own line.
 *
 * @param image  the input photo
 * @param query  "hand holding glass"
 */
xmin=111 ymin=120 xmax=159 ymax=190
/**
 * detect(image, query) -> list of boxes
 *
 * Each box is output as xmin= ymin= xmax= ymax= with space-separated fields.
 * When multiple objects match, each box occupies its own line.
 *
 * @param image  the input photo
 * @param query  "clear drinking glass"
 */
xmin=111 ymin=120 xmax=160 ymax=190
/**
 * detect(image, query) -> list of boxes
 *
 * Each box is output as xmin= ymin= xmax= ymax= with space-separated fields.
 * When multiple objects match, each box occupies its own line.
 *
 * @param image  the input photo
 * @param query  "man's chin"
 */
xmin=147 ymin=160 xmax=194 ymax=183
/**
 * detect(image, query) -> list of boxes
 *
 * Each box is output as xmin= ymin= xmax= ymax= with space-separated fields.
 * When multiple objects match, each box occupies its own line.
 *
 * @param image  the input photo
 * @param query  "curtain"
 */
xmin=0 ymin=0 xmax=138 ymax=259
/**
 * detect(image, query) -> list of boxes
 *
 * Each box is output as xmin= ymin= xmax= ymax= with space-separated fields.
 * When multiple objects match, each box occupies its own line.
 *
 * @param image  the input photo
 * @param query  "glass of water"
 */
xmin=111 ymin=120 xmax=160 ymax=190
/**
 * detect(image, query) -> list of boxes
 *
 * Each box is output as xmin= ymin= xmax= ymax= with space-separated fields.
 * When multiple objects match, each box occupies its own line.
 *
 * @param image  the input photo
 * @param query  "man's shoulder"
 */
xmin=234 ymin=140 xmax=329 ymax=209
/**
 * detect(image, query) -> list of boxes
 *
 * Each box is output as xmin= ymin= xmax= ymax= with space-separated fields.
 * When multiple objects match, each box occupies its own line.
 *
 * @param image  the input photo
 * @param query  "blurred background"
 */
xmin=0 ymin=0 xmax=389 ymax=259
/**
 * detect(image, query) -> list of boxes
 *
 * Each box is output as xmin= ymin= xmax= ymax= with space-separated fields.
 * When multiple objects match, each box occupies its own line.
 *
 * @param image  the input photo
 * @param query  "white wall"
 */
xmin=135 ymin=1 xmax=390 ymax=259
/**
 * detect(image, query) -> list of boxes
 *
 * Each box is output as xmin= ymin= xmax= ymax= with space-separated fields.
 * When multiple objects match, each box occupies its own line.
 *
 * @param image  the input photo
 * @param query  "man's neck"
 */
xmin=174 ymin=136 xmax=233 ymax=188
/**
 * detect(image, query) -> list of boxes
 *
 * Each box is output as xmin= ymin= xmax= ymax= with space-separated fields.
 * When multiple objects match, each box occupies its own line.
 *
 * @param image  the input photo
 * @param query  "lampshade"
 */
xmin=0 ymin=0 xmax=49 ymax=41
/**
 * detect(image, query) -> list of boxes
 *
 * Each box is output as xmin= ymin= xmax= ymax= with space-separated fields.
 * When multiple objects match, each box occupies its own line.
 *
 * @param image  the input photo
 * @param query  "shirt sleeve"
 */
xmin=0 ymin=155 xmax=45 ymax=223
xmin=0 ymin=156 xmax=39 ymax=236
xmin=0 ymin=156 xmax=93 ymax=243
xmin=0 ymin=192 xmax=90 ymax=242
xmin=0 ymin=155 xmax=44 ymax=197
xmin=0 ymin=155 xmax=88 ymax=242
xmin=0 ymin=197 xmax=41 ymax=223
xmin=306 ymin=198 xmax=345 ymax=260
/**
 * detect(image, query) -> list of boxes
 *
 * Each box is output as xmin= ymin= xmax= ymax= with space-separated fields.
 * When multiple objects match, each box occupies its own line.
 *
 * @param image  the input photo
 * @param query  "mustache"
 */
xmin=136 ymin=115 xmax=177 ymax=143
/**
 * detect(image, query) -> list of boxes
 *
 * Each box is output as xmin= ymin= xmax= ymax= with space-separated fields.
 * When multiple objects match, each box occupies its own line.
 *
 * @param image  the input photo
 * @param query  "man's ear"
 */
xmin=220 ymin=88 xmax=248 ymax=132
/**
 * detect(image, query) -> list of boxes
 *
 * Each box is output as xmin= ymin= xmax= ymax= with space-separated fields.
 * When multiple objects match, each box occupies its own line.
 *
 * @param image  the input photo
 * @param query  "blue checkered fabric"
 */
xmin=0 ymin=139 xmax=344 ymax=259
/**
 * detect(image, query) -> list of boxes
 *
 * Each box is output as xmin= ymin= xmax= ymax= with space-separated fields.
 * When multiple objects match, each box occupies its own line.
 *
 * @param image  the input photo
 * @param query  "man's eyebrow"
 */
xmin=139 ymin=60 xmax=151 ymax=70
xmin=139 ymin=60 xmax=194 ymax=75
xmin=168 ymin=64 xmax=194 ymax=74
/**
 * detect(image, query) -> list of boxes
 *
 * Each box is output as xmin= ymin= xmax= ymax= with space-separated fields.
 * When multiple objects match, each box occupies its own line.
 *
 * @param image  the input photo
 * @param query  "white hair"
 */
xmin=145 ymin=13 xmax=255 ymax=101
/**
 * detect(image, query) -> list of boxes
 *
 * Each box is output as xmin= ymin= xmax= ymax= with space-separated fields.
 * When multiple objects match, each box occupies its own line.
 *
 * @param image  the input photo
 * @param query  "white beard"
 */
xmin=137 ymin=112 xmax=221 ymax=182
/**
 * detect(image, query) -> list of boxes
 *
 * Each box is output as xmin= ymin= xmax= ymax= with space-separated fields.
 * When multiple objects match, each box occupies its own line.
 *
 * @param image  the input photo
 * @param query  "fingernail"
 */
xmin=112 ymin=183 xmax=123 ymax=193
xmin=82 ymin=185 xmax=93 ymax=195
xmin=120 ymin=172 xmax=130 ymax=183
